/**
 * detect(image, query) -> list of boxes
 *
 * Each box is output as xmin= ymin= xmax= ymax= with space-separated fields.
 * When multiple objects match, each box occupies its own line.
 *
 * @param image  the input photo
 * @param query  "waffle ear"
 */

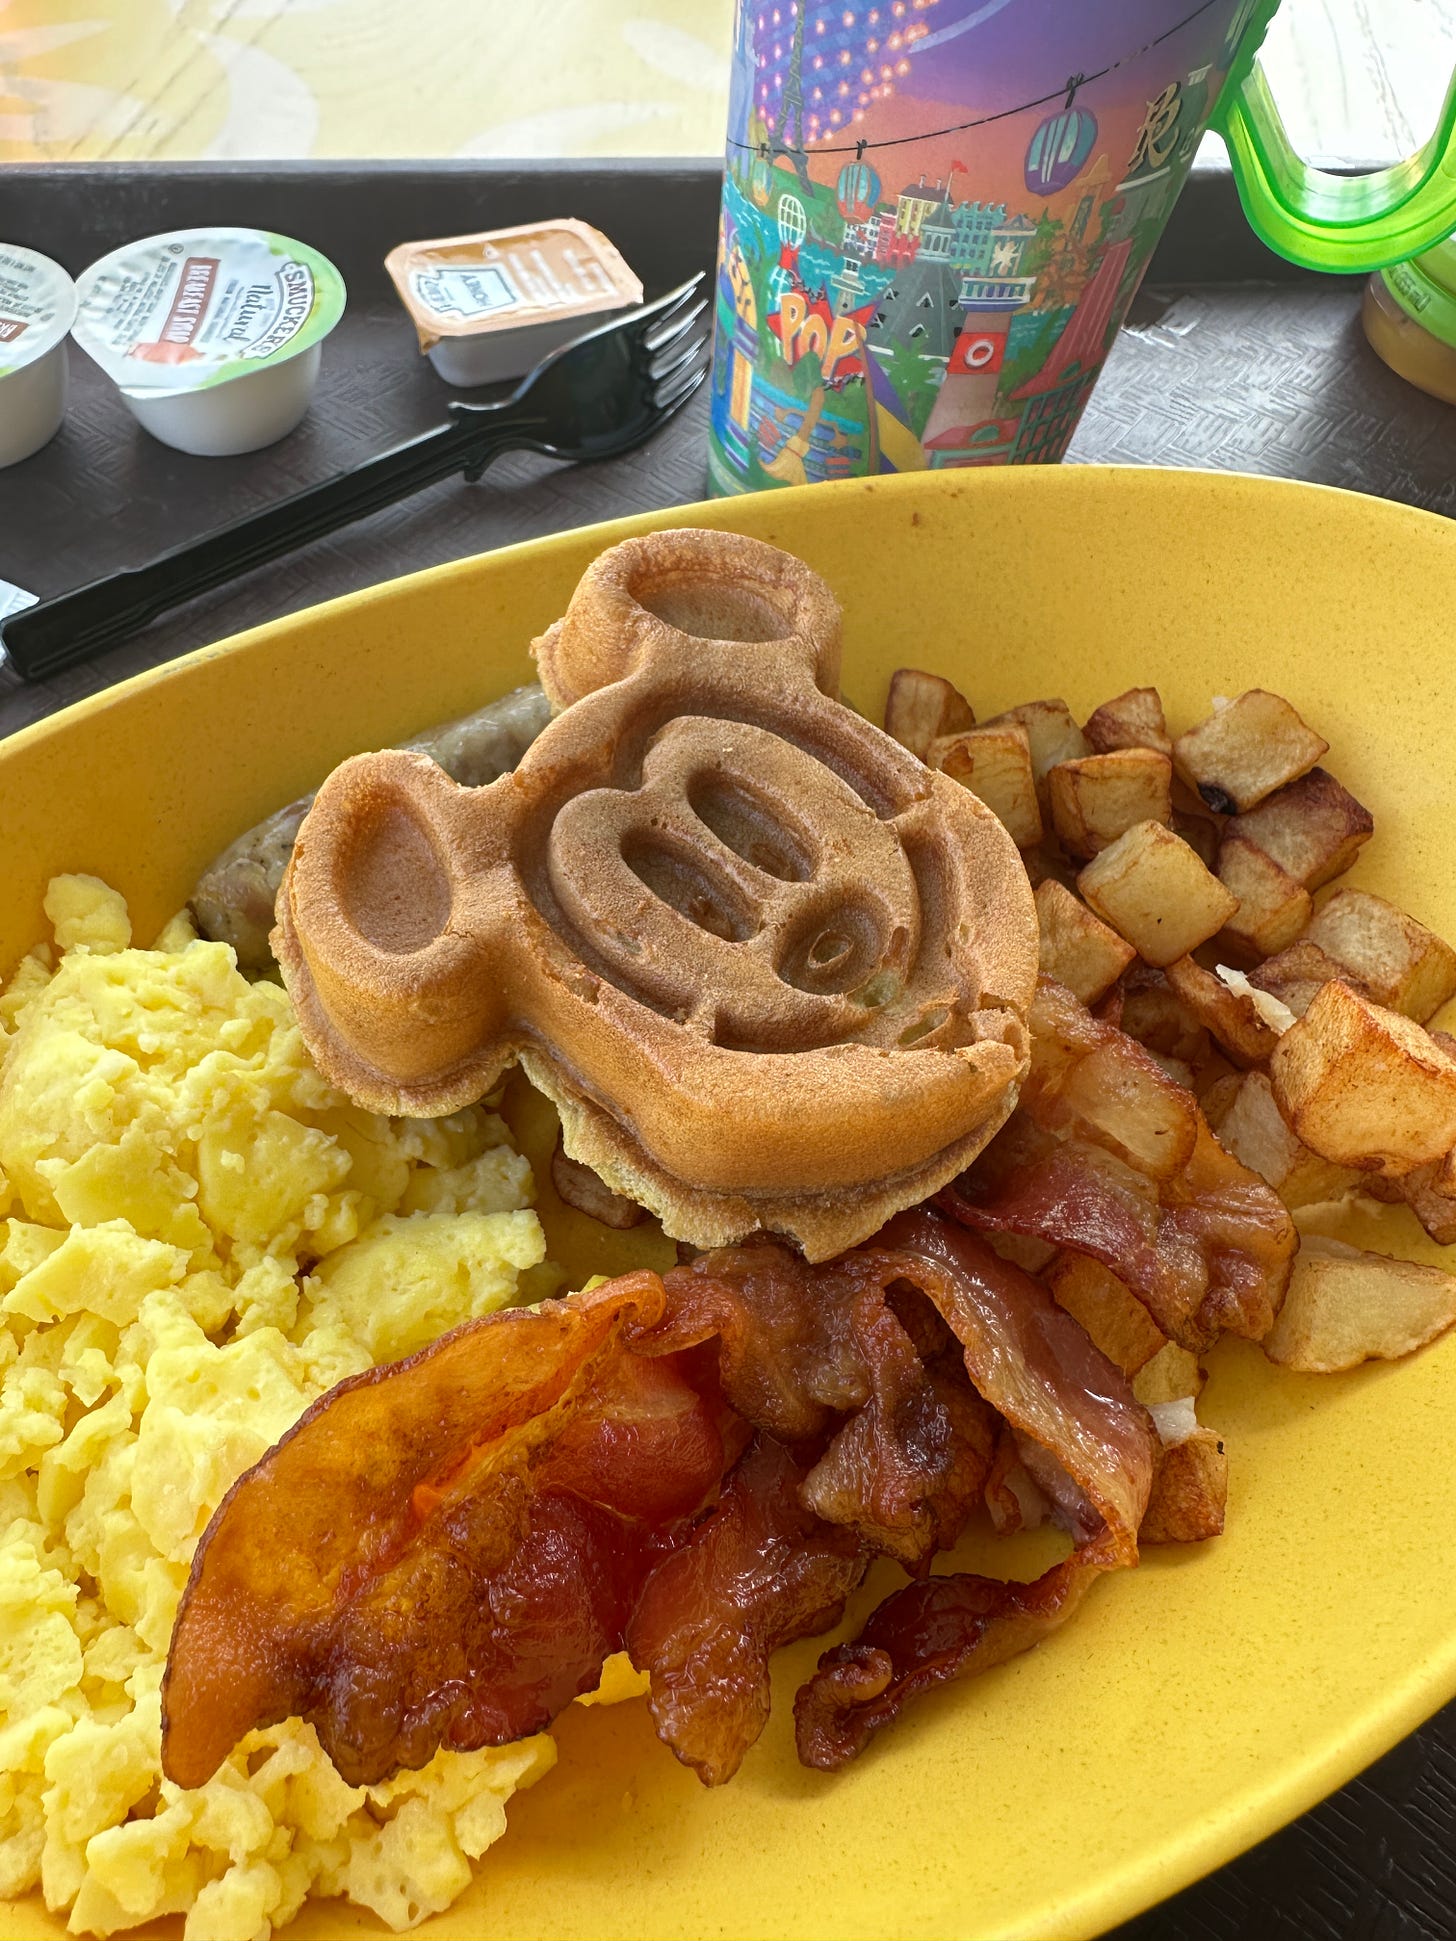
xmin=274 ymin=749 xmax=515 ymax=1112
xmin=531 ymin=528 xmax=841 ymax=708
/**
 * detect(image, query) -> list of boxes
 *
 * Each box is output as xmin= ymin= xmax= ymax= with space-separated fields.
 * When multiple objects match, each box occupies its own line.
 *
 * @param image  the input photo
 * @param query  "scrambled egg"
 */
xmin=0 ymin=877 xmax=563 ymax=1939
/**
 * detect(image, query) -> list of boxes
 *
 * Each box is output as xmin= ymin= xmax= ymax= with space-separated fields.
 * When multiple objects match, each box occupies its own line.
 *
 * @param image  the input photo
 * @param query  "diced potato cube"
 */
xmin=884 ymin=668 xmax=975 ymax=761
xmin=1045 ymin=1250 xmax=1165 ymax=1375
xmin=1048 ymin=748 xmax=1173 ymax=859
xmin=1083 ymin=686 xmax=1172 ymax=756
xmin=1224 ymin=767 xmax=1373 ymax=891
xmin=980 ymin=699 xmax=1090 ymax=814
xmin=1199 ymin=1070 xmax=1243 ymax=1128
xmin=1173 ymin=690 xmax=1329 ymax=814
xmin=1033 ymin=880 xmax=1135 ymax=1006
xmin=1304 ymin=889 xmax=1456 ymax=1024
xmin=1269 ymin=980 xmax=1456 ymax=1174
xmin=1262 ymin=1235 xmax=1456 ymax=1372
xmin=1249 ymin=940 xmax=1355 ymax=1019
xmin=1212 ymin=1070 xmax=1360 ymax=1208
xmin=1141 ymin=1428 xmax=1227 ymax=1544
xmin=930 ymin=722 xmax=1042 ymax=848
xmin=1215 ymin=833 xmax=1313 ymax=959
xmin=1172 ymin=807 xmax=1221 ymax=870
xmin=1118 ymin=964 xmax=1209 ymax=1064
xmin=1150 ymin=1053 xmax=1196 ymax=1089
xmin=1162 ymin=957 xmax=1281 ymax=1067
xmin=1077 ymin=821 xmax=1240 ymax=969
xmin=1133 ymin=1341 xmax=1204 ymax=1407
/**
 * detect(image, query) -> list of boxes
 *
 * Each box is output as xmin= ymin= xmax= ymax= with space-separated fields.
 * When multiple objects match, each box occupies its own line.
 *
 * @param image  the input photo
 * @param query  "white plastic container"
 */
xmin=0 ymin=245 xmax=76 ymax=468
xmin=385 ymin=220 xmax=642 ymax=388
xmin=71 ymin=227 xmax=345 ymax=457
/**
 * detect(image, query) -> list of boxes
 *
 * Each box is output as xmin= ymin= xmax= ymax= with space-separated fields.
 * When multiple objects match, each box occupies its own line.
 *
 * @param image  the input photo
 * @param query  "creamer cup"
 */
xmin=72 ymin=228 xmax=345 ymax=456
xmin=0 ymin=245 xmax=76 ymax=468
xmin=385 ymin=220 xmax=642 ymax=387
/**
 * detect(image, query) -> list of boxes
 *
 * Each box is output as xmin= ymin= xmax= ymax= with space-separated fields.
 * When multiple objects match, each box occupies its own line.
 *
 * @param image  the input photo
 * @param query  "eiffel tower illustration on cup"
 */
xmin=773 ymin=1 xmax=815 ymax=195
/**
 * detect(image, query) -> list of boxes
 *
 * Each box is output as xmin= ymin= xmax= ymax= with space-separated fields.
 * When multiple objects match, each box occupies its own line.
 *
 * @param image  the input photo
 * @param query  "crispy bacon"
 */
xmin=164 ymin=1197 xmax=1160 ymax=1793
xmin=627 ymin=1436 xmax=867 ymax=1785
xmin=632 ymin=1246 xmax=997 ymax=1568
xmin=943 ymin=978 xmax=1295 ymax=1350
xmin=161 ymin=1275 xmax=735 ymax=1789
xmin=793 ymin=1209 xmax=1156 ymax=1769
xmin=797 ymin=1557 xmax=1095 ymax=1770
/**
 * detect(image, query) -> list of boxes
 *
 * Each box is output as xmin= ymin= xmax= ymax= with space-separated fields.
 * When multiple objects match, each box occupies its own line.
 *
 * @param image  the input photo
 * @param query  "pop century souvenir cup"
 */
xmin=707 ymin=0 xmax=1456 ymax=492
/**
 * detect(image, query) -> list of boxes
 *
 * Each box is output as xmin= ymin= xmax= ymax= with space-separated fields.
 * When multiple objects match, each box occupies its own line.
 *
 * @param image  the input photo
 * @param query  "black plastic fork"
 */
xmin=0 ymin=274 xmax=711 ymax=683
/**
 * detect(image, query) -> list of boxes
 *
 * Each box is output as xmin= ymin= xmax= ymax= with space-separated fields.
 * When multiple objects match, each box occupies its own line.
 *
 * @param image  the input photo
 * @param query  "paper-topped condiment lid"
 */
xmin=72 ymin=227 xmax=345 ymax=400
xmin=385 ymin=220 xmax=642 ymax=353
xmin=0 ymin=245 xmax=76 ymax=377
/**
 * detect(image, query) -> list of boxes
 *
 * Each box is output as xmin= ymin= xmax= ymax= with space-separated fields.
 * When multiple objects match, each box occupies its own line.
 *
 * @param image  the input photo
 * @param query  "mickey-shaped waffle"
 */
xmin=275 ymin=529 xmax=1038 ymax=1258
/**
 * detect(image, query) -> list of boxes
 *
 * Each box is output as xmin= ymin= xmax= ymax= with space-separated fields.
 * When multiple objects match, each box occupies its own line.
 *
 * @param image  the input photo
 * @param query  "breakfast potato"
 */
xmin=1133 ymin=1341 xmax=1205 ymax=1407
xmin=1045 ymin=1249 xmax=1166 ymax=1375
xmin=1210 ymin=1070 xmax=1361 ymax=1208
xmin=884 ymin=668 xmax=975 ymax=762
xmin=1172 ymin=805 xmax=1222 ymax=870
xmin=1215 ymin=833 xmax=1313 ymax=959
xmin=1047 ymin=748 xmax=1173 ymax=859
xmin=1083 ymin=686 xmax=1172 ymax=756
xmin=1224 ymin=767 xmax=1373 ymax=891
xmin=980 ymin=698 xmax=1090 ymax=814
xmin=1162 ymin=957 xmax=1283 ymax=1067
xmin=1249 ymin=940 xmax=1355 ymax=1019
xmin=1262 ymin=1235 xmax=1456 ymax=1372
xmin=1173 ymin=690 xmax=1329 ymax=814
xmin=1034 ymin=880 xmax=1135 ymax=1006
xmin=930 ymin=722 xmax=1043 ymax=848
xmin=1077 ymin=821 xmax=1240 ymax=968
xmin=1269 ymin=980 xmax=1456 ymax=1174
xmin=1141 ymin=1428 xmax=1228 ymax=1544
xmin=1304 ymin=889 xmax=1456 ymax=1024
xmin=1116 ymin=964 xmax=1209 ymax=1065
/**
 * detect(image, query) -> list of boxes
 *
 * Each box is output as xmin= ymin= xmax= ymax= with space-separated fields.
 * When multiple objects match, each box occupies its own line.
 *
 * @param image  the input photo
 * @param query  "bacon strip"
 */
xmin=796 ymin=1557 xmax=1094 ymax=1770
xmin=943 ymin=978 xmax=1295 ymax=1350
xmin=627 ymin=1436 xmax=867 ymax=1786
xmin=162 ymin=1275 xmax=734 ymax=1788
xmin=163 ymin=1194 xmax=1161 ymax=1793
xmin=793 ymin=1208 xmax=1156 ymax=1769
xmin=631 ymin=1246 xmax=997 ymax=1569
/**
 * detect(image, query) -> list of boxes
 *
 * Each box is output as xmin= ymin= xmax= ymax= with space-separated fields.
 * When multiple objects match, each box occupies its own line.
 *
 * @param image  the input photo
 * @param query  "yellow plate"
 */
xmin=4 ymin=467 xmax=1456 ymax=1941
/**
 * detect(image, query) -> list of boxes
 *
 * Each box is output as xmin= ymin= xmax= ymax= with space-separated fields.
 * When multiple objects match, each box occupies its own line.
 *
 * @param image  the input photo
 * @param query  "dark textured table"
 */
xmin=1 ymin=159 xmax=1454 ymax=1941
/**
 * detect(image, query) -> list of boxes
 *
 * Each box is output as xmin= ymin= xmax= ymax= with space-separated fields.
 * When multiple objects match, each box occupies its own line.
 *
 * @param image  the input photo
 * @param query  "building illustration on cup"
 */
xmin=708 ymin=0 xmax=1262 ymax=492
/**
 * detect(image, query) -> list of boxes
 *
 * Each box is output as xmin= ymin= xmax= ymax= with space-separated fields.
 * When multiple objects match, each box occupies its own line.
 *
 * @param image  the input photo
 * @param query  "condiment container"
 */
xmin=385 ymin=220 xmax=642 ymax=388
xmin=0 ymin=245 xmax=76 ymax=468
xmin=1362 ymin=237 xmax=1456 ymax=408
xmin=71 ymin=227 xmax=346 ymax=456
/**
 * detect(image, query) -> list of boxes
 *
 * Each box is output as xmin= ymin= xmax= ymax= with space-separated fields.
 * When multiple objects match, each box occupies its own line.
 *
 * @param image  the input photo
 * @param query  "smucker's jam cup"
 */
xmin=71 ymin=228 xmax=346 ymax=457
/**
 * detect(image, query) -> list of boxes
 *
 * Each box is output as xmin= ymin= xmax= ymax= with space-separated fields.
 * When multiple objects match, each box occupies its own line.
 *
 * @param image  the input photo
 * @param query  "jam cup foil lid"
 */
xmin=72 ymin=228 xmax=346 ymax=400
xmin=0 ymin=245 xmax=77 ymax=376
xmin=385 ymin=220 xmax=642 ymax=352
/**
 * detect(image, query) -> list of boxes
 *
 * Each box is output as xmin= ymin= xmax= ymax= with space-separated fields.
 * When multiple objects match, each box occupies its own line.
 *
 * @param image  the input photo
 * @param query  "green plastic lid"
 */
xmin=1379 ymin=237 xmax=1456 ymax=351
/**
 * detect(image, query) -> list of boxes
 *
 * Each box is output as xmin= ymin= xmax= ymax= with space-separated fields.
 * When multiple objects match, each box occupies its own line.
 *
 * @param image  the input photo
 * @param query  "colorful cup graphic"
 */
xmin=706 ymin=0 xmax=1456 ymax=494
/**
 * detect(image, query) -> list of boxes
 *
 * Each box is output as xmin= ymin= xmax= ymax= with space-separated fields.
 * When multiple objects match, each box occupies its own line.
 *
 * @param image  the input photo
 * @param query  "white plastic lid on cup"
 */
xmin=71 ymin=227 xmax=346 ymax=457
xmin=0 ymin=245 xmax=76 ymax=469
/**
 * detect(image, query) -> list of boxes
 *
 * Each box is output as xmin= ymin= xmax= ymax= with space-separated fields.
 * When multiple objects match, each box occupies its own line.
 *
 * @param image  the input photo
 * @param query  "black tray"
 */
xmin=0 ymin=156 xmax=1452 ymax=1941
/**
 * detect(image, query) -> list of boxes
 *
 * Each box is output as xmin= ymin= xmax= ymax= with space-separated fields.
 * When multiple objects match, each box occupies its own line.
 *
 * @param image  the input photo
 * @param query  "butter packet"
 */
xmin=386 ymin=219 xmax=642 ymax=387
